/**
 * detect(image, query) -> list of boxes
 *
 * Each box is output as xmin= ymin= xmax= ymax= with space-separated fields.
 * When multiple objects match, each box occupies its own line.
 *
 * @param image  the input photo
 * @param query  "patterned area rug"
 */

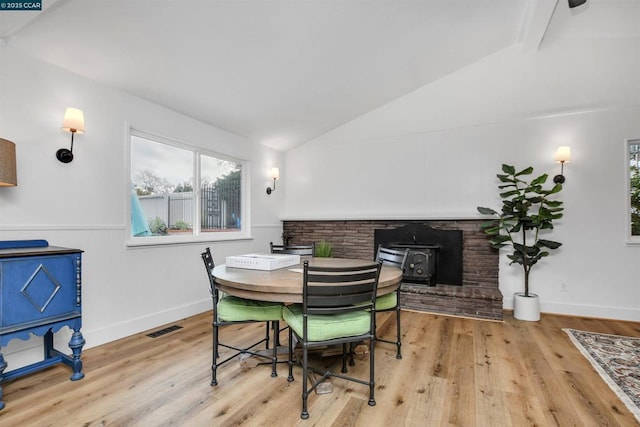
xmin=564 ymin=328 xmax=640 ymax=422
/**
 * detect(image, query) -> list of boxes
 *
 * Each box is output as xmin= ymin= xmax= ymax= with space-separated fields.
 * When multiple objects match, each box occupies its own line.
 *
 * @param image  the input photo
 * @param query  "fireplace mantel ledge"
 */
xmin=280 ymin=213 xmax=485 ymax=221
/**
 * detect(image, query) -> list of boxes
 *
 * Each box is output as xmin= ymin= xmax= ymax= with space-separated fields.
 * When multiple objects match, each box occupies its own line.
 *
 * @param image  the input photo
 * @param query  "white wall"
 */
xmin=284 ymin=37 xmax=640 ymax=321
xmin=0 ymin=46 xmax=285 ymax=368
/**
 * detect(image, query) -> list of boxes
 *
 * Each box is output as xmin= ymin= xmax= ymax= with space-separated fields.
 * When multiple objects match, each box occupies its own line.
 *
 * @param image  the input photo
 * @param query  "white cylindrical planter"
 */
xmin=513 ymin=292 xmax=540 ymax=321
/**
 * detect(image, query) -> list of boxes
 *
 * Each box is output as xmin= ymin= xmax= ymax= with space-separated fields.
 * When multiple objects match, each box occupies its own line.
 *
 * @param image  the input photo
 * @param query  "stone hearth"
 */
xmin=282 ymin=220 xmax=503 ymax=321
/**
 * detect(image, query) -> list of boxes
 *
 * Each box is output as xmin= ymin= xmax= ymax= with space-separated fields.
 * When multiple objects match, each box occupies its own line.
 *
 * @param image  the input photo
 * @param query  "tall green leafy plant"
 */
xmin=477 ymin=164 xmax=564 ymax=297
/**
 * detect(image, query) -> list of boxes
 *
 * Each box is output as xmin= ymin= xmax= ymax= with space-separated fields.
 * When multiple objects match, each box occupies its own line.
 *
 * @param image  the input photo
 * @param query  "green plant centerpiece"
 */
xmin=314 ymin=240 xmax=334 ymax=258
xmin=477 ymin=164 xmax=564 ymax=309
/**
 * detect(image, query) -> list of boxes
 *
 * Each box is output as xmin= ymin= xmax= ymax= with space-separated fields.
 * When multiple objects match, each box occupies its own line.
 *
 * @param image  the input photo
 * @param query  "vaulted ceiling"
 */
xmin=0 ymin=0 xmax=617 ymax=151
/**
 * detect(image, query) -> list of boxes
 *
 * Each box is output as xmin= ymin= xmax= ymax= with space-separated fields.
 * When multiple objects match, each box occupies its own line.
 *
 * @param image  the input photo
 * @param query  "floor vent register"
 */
xmin=146 ymin=325 xmax=183 ymax=338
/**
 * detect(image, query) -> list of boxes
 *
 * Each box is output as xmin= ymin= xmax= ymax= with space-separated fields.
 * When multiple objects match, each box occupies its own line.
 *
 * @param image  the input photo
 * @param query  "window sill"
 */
xmin=126 ymin=232 xmax=252 ymax=248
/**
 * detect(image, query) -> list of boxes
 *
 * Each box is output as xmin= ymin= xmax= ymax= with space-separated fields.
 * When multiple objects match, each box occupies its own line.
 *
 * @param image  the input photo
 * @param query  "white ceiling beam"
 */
xmin=519 ymin=0 xmax=559 ymax=53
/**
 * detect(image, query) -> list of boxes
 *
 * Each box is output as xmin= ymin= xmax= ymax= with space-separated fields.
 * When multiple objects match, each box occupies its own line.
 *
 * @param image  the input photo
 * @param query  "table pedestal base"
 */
xmin=239 ymin=343 xmax=369 ymax=395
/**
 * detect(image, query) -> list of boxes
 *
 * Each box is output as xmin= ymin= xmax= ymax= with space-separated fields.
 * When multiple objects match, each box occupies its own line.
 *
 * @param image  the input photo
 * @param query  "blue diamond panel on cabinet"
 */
xmin=0 ymin=240 xmax=85 ymax=410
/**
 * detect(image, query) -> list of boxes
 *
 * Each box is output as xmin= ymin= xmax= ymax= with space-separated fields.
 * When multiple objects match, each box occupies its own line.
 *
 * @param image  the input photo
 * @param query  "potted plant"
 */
xmin=477 ymin=164 xmax=564 ymax=321
xmin=314 ymin=240 xmax=334 ymax=258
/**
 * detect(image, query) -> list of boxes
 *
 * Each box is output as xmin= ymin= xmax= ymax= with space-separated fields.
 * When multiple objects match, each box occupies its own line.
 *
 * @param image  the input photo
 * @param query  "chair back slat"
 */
xmin=305 ymin=282 xmax=376 ymax=296
xmin=307 ymin=290 xmax=375 ymax=310
xmin=306 ymin=271 xmax=377 ymax=284
xmin=376 ymin=245 xmax=409 ymax=271
xmin=271 ymin=242 xmax=316 ymax=257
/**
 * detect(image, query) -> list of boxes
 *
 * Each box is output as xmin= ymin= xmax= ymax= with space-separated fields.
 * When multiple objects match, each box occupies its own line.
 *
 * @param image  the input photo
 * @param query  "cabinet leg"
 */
xmin=44 ymin=329 xmax=54 ymax=359
xmin=0 ymin=352 xmax=6 ymax=410
xmin=68 ymin=329 xmax=85 ymax=381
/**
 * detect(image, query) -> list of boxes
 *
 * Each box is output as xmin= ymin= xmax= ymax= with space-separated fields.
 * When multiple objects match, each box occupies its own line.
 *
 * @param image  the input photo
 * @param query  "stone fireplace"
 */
xmin=282 ymin=219 xmax=503 ymax=321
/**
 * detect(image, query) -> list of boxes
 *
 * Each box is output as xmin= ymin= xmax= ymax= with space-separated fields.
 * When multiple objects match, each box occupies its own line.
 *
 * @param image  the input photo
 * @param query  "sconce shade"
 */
xmin=270 ymin=167 xmax=280 ymax=180
xmin=62 ymin=108 xmax=85 ymax=134
xmin=0 ymin=138 xmax=17 ymax=187
xmin=555 ymin=146 xmax=571 ymax=163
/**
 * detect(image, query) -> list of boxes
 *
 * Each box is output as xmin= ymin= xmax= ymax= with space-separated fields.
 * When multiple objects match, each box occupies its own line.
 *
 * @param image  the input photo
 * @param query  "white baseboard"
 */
xmin=84 ymin=299 xmax=211 ymax=349
xmin=503 ymin=297 xmax=640 ymax=322
xmin=1 ymin=299 xmax=211 ymax=371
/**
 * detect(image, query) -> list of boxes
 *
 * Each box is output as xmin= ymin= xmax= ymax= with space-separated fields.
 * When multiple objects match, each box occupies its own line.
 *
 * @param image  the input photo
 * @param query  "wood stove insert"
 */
xmin=374 ymin=224 xmax=462 ymax=286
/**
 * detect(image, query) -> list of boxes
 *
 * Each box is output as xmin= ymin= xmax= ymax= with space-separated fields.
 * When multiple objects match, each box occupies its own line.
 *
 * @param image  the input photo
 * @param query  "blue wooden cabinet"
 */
xmin=0 ymin=240 xmax=85 ymax=410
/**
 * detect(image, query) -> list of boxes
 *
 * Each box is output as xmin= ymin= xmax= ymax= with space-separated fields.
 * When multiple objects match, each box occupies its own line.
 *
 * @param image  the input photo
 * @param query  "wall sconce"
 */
xmin=57 ymin=107 xmax=85 ymax=163
xmin=0 ymin=138 xmax=17 ymax=187
xmin=266 ymin=167 xmax=279 ymax=195
xmin=553 ymin=146 xmax=571 ymax=184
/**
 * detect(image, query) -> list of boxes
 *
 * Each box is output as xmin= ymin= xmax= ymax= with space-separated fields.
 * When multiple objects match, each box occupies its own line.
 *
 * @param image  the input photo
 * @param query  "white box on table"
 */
xmin=225 ymin=253 xmax=301 ymax=270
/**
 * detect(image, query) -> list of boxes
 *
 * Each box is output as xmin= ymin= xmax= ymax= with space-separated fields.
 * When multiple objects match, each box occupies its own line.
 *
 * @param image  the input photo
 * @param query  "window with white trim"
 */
xmin=129 ymin=130 xmax=248 ymax=244
xmin=628 ymin=139 xmax=640 ymax=242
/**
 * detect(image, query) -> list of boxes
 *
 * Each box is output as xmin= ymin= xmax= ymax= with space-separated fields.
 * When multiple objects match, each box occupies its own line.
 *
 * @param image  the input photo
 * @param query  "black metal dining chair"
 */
xmin=270 ymin=241 xmax=316 ymax=257
xmin=269 ymin=241 xmax=316 ymax=344
xmin=374 ymin=245 xmax=409 ymax=359
xmin=201 ymin=247 xmax=284 ymax=386
xmin=284 ymin=260 xmax=382 ymax=419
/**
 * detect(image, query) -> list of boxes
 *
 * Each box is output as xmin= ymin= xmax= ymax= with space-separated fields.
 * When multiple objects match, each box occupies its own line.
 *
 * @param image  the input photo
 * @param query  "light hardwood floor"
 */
xmin=1 ymin=310 xmax=639 ymax=426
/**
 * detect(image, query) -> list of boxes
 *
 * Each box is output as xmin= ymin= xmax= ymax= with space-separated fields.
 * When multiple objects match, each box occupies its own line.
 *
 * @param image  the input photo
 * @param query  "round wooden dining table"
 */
xmin=212 ymin=257 xmax=403 ymax=303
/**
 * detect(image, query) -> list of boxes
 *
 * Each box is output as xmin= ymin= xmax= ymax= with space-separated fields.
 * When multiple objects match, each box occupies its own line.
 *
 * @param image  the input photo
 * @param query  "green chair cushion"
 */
xmin=375 ymin=292 xmax=397 ymax=311
xmin=217 ymin=295 xmax=283 ymax=322
xmin=283 ymin=304 xmax=371 ymax=342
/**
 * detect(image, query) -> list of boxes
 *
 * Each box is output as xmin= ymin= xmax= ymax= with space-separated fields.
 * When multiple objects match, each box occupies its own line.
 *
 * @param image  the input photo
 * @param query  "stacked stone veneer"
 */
xmin=282 ymin=220 xmax=503 ymax=321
